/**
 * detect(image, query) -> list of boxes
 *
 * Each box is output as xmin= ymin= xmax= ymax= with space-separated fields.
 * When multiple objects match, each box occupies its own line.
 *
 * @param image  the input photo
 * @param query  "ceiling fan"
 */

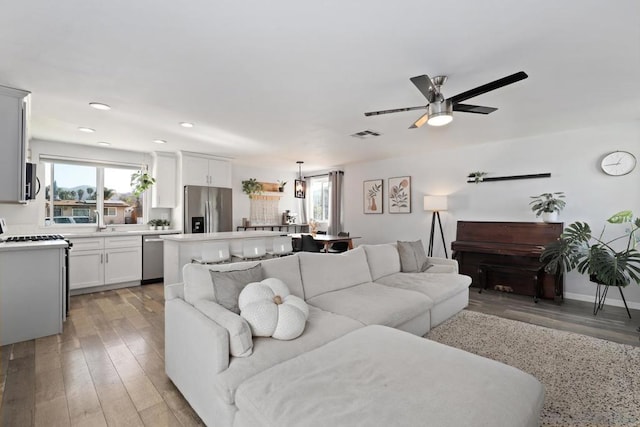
xmin=364 ymin=71 xmax=528 ymax=128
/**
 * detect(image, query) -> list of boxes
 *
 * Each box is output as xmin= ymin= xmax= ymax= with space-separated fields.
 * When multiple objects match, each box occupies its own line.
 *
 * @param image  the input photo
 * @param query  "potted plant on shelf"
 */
xmin=241 ymin=178 xmax=263 ymax=198
xmin=529 ymin=192 xmax=566 ymax=222
xmin=541 ymin=210 xmax=640 ymax=316
xmin=131 ymin=170 xmax=156 ymax=196
xmin=277 ymin=180 xmax=287 ymax=192
xmin=148 ymin=219 xmax=158 ymax=230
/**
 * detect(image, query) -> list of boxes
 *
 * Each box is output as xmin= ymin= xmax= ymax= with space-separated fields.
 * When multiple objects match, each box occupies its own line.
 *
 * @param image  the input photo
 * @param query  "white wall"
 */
xmin=344 ymin=121 xmax=640 ymax=308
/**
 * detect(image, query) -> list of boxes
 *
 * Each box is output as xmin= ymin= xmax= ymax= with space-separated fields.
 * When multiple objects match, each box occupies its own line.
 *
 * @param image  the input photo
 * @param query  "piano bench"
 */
xmin=477 ymin=262 xmax=545 ymax=303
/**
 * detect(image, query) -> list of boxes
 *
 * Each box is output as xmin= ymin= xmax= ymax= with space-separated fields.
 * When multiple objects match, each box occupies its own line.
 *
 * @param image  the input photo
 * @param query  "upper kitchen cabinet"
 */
xmin=152 ymin=152 xmax=177 ymax=208
xmin=0 ymin=85 xmax=31 ymax=203
xmin=181 ymin=151 xmax=232 ymax=188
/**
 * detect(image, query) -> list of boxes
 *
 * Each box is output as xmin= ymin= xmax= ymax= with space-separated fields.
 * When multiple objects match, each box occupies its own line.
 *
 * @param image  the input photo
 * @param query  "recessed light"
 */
xmin=180 ymin=122 xmax=194 ymax=128
xmin=97 ymin=141 xmax=111 ymax=146
xmin=78 ymin=127 xmax=95 ymax=133
xmin=153 ymin=139 xmax=167 ymax=144
xmin=89 ymin=102 xmax=111 ymax=110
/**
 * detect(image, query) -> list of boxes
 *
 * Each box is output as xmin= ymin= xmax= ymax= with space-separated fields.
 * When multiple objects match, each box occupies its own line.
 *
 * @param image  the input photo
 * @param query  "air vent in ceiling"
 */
xmin=351 ymin=129 xmax=381 ymax=139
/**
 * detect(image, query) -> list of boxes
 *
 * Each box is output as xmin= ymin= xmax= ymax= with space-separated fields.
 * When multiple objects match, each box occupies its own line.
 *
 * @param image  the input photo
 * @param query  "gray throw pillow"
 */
xmin=209 ymin=264 xmax=264 ymax=314
xmin=397 ymin=240 xmax=431 ymax=273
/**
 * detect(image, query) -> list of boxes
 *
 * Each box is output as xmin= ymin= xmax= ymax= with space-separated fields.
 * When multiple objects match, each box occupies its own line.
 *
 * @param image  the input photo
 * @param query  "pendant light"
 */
xmin=294 ymin=161 xmax=306 ymax=199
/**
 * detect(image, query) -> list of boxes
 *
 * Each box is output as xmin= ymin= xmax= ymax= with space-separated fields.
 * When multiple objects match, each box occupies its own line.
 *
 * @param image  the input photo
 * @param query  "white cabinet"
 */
xmin=0 ymin=85 xmax=30 ymax=203
xmin=181 ymin=152 xmax=232 ymax=188
xmin=69 ymin=236 xmax=141 ymax=291
xmin=152 ymin=152 xmax=177 ymax=208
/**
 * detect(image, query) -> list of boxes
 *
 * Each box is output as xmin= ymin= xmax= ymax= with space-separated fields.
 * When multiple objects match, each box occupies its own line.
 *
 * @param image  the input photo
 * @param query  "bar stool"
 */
xmin=267 ymin=236 xmax=294 ymax=257
xmin=231 ymin=239 xmax=267 ymax=260
xmin=192 ymin=242 xmax=231 ymax=264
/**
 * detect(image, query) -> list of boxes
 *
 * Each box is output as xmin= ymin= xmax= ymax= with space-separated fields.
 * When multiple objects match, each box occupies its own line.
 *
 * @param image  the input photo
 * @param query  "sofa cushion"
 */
xmin=214 ymin=306 xmax=362 ymax=405
xmin=234 ymin=325 xmax=545 ymax=427
xmin=299 ymin=247 xmax=372 ymax=299
xmin=375 ymin=272 xmax=472 ymax=304
xmin=397 ymin=240 xmax=431 ymax=272
xmin=307 ymin=282 xmax=432 ymax=328
xmin=362 ymin=244 xmax=401 ymax=280
xmin=182 ymin=255 xmax=305 ymax=306
xmin=194 ymin=299 xmax=253 ymax=357
xmin=209 ymin=264 xmax=264 ymax=313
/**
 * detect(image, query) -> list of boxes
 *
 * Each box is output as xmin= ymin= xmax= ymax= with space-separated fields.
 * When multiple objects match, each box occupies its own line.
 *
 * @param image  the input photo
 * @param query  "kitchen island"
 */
xmin=161 ymin=231 xmax=286 ymax=284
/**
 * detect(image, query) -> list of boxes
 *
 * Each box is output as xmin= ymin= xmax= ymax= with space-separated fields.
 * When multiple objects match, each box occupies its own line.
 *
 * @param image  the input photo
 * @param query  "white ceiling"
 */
xmin=1 ymin=0 xmax=639 ymax=171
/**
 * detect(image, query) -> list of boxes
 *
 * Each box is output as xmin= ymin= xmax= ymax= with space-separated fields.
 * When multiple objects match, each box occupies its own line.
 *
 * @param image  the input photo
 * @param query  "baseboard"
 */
xmin=565 ymin=292 xmax=640 ymax=311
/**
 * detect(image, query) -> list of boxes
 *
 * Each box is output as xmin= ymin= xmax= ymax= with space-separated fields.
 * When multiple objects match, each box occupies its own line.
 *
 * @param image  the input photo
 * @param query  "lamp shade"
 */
xmin=423 ymin=195 xmax=448 ymax=212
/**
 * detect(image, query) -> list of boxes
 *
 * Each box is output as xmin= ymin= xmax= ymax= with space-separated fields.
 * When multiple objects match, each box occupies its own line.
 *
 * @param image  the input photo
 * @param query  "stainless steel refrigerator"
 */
xmin=184 ymin=186 xmax=233 ymax=233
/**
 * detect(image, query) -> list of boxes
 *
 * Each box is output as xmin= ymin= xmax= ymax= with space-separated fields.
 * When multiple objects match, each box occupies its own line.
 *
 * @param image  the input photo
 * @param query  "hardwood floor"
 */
xmin=468 ymin=288 xmax=640 ymax=346
xmin=2 ymin=283 xmax=639 ymax=426
xmin=0 ymin=283 xmax=204 ymax=427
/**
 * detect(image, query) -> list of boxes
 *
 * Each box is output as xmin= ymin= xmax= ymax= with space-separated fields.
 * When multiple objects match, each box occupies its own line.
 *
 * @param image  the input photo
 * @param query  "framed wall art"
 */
xmin=363 ymin=179 xmax=383 ymax=214
xmin=388 ymin=176 xmax=411 ymax=213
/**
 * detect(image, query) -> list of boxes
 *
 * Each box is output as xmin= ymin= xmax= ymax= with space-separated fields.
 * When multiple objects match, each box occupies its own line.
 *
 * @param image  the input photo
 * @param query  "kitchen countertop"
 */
xmin=62 ymin=229 xmax=181 ymax=238
xmin=161 ymin=231 xmax=285 ymax=242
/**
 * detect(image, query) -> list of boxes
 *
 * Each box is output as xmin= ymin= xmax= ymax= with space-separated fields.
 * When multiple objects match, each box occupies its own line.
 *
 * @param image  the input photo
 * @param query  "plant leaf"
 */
xmin=608 ymin=210 xmax=633 ymax=224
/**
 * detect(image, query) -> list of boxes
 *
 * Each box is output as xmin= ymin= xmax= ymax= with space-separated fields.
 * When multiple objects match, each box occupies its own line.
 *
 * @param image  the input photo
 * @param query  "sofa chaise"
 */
xmin=164 ymin=243 xmax=545 ymax=427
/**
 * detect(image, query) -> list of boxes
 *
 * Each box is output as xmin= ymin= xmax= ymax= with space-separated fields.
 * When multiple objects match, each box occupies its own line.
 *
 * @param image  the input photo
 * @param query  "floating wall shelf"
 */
xmin=467 ymin=173 xmax=551 ymax=184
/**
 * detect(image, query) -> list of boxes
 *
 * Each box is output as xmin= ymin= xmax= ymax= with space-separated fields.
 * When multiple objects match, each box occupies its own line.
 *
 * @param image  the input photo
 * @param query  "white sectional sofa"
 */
xmin=164 ymin=244 xmax=545 ymax=427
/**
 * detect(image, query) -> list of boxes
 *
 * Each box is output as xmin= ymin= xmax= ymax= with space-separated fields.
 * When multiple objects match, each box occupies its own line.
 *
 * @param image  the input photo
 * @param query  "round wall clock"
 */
xmin=600 ymin=151 xmax=636 ymax=176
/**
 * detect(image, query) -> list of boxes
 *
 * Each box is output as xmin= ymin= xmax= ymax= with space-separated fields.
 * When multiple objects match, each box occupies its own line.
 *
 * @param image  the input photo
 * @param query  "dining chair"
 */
xmin=328 ymin=231 xmax=350 ymax=253
xmin=192 ymin=241 xmax=231 ymax=264
xmin=231 ymin=239 xmax=267 ymax=260
xmin=267 ymin=236 xmax=294 ymax=257
xmin=300 ymin=234 xmax=321 ymax=252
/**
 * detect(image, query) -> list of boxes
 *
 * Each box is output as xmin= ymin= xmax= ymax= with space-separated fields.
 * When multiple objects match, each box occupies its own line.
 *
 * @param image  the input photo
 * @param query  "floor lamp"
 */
xmin=424 ymin=196 xmax=448 ymax=258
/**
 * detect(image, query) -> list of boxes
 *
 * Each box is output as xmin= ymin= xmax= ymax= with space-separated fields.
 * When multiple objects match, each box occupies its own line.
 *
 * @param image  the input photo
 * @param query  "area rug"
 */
xmin=426 ymin=310 xmax=640 ymax=427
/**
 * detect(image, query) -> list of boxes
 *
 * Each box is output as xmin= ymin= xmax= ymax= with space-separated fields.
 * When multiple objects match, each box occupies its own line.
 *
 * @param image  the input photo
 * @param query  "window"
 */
xmin=308 ymin=176 xmax=330 ymax=222
xmin=43 ymin=161 xmax=146 ymax=226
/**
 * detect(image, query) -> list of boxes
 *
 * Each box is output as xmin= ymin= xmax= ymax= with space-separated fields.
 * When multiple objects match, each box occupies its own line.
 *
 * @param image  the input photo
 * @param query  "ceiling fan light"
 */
xmin=427 ymin=100 xmax=453 ymax=127
xmin=427 ymin=114 xmax=453 ymax=126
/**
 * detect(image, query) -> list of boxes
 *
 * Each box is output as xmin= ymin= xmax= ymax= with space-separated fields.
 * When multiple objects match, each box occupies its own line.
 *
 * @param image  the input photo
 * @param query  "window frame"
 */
xmin=41 ymin=159 xmax=149 ymax=228
xmin=307 ymin=175 xmax=331 ymax=223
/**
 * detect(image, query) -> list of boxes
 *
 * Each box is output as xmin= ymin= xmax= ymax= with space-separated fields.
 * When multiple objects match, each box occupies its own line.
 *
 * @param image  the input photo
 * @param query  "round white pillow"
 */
xmin=238 ymin=278 xmax=309 ymax=340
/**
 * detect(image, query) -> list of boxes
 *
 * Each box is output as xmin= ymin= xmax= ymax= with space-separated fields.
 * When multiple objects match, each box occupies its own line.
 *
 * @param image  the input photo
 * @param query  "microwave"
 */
xmin=25 ymin=162 xmax=39 ymax=200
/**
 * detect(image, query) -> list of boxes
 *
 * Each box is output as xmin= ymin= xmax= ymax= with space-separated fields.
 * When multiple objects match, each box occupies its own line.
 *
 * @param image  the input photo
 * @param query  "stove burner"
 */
xmin=5 ymin=234 xmax=65 ymax=242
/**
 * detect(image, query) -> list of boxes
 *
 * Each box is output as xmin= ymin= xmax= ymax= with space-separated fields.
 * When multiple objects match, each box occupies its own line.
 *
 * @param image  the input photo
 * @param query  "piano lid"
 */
xmin=453 ymin=221 xmax=563 ymax=247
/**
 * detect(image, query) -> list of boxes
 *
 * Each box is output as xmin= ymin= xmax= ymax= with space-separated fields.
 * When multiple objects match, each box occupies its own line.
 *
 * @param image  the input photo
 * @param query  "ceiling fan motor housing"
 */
xmin=427 ymin=100 xmax=453 ymax=126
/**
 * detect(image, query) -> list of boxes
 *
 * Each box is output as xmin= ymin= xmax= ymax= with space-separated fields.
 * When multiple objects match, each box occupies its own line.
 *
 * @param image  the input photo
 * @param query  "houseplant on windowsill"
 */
xmin=529 ymin=192 xmax=566 ymax=222
xmin=541 ymin=210 xmax=640 ymax=316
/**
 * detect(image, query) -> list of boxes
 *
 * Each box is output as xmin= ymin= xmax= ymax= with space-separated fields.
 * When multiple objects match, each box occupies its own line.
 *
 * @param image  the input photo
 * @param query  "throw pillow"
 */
xmin=397 ymin=240 xmax=431 ymax=273
xmin=239 ymin=278 xmax=309 ymax=340
xmin=209 ymin=264 xmax=264 ymax=314
xmin=194 ymin=299 xmax=253 ymax=357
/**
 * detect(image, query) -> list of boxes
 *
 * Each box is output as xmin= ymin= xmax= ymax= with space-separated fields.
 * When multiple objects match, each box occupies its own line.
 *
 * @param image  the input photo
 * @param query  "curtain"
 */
xmin=328 ymin=171 xmax=343 ymax=235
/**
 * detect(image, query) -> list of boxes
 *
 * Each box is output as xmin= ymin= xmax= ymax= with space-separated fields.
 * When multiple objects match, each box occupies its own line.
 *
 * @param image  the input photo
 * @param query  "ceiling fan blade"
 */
xmin=448 ymin=71 xmax=528 ymax=104
xmin=409 ymin=112 xmax=429 ymax=129
xmin=364 ymin=105 xmax=428 ymax=117
xmin=453 ymin=103 xmax=498 ymax=114
xmin=410 ymin=75 xmax=438 ymax=102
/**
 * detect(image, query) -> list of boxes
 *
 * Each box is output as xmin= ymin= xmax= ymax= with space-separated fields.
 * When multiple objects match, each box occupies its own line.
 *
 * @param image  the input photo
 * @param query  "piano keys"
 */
xmin=451 ymin=221 xmax=563 ymax=302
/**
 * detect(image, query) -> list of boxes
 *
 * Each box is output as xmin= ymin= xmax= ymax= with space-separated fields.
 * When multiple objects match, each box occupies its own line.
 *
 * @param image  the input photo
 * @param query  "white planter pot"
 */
xmin=542 ymin=211 xmax=558 ymax=222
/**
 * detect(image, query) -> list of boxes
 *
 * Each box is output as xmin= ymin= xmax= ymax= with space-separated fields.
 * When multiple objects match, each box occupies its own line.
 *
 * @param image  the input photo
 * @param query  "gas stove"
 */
xmin=3 ymin=234 xmax=66 ymax=242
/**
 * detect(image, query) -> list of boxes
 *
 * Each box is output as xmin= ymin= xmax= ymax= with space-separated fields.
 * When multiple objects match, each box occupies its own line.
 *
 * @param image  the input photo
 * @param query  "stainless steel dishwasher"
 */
xmin=142 ymin=235 xmax=165 ymax=284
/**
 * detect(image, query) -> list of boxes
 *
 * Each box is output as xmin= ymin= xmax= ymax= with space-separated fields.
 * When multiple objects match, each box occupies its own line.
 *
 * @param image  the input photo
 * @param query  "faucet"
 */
xmin=94 ymin=209 xmax=107 ymax=231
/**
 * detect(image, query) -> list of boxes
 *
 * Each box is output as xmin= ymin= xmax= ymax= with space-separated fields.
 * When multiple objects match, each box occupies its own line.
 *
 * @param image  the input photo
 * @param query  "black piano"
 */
xmin=451 ymin=221 xmax=563 ymax=302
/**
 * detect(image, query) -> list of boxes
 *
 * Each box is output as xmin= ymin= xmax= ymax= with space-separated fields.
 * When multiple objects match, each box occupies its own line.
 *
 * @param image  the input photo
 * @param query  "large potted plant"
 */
xmin=529 ymin=192 xmax=566 ymax=222
xmin=541 ymin=210 xmax=640 ymax=316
